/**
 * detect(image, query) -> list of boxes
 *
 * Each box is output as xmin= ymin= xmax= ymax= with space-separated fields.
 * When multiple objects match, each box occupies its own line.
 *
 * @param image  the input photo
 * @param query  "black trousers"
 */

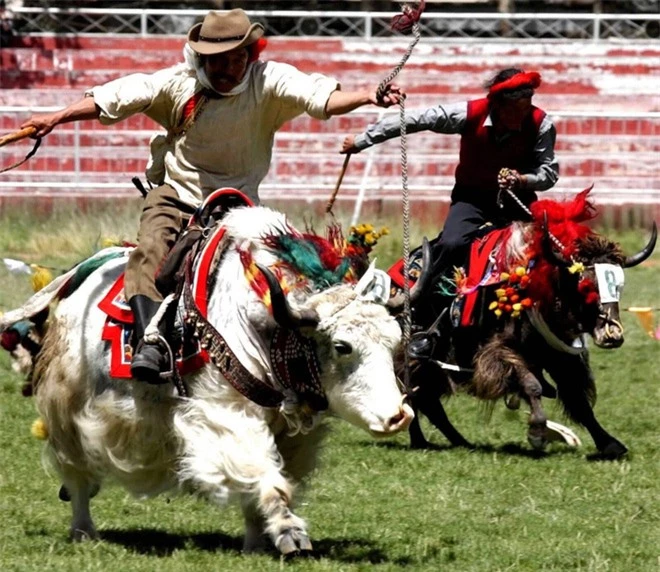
xmin=430 ymin=201 xmax=496 ymax=281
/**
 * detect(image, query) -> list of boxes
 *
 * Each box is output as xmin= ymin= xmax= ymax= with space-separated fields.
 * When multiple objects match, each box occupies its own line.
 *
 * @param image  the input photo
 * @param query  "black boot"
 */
xmin=128 ymin=295 xmax=169 ymax=384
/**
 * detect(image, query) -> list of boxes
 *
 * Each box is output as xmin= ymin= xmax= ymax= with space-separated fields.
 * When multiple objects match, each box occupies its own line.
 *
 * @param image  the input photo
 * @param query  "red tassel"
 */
xmin=390 ymin=1 xmax=426 ymax=34
xmin=248 ymin=38 xmax=268 ymax=63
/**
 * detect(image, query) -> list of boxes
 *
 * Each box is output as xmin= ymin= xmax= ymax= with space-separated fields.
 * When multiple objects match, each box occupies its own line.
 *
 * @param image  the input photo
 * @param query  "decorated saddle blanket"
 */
xmin=455 ymin=228 xmax=509 ymax=327
xmin=387 ymin=228 xmax=510 ymax=327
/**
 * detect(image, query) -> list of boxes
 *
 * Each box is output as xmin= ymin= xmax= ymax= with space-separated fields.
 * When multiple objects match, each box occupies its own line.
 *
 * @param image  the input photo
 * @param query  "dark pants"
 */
xmin=430 ymin=201 xmax=495 ymax=282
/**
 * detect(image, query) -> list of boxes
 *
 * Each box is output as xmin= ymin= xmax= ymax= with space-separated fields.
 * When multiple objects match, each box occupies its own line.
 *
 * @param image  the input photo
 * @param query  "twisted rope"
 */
xmin=376 ymin=3 xmax=423 ymax=103
xmin=497 ymin=167 xmax=569 ymax=252
xmin=378 ymin=3 xmax=424 ymax=391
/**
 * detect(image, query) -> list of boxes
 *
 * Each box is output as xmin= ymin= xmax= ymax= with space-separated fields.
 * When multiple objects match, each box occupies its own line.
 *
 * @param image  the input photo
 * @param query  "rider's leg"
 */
xmin=125 ymin=184 xmax=194 ymax=383
xmin=410 ymin=202 xmax=488 ymax=358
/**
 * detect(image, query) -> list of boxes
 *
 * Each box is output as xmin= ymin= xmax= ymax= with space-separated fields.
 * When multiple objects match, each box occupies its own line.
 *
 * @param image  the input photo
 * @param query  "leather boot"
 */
xmin=128 ymin=295 xmax=168 ymax=384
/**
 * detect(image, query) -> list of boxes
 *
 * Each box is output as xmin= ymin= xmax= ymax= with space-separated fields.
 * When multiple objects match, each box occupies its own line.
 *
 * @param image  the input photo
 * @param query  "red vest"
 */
xmin=454 ymin=98 xmax=545 ymax=204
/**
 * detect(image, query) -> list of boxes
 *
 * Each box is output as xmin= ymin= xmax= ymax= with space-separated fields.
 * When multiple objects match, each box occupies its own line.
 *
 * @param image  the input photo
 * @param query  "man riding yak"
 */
xmin=342 ymin=68 xmax=559 ymax=349
xmin=18 ymin=8 xmax=404 ymax=383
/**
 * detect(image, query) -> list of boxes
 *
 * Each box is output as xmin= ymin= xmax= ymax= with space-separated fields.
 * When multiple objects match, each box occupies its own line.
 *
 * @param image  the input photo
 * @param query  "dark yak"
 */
xmin=392 ymin=188 xmax=657 ymax=459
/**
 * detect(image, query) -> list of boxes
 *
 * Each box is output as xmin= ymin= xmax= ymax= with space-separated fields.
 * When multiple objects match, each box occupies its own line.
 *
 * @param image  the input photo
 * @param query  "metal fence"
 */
xmin=4 ymin=7 xmax=660 ymax=41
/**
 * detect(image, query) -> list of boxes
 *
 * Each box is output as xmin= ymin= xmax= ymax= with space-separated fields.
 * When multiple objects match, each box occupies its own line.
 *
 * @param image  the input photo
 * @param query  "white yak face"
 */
xmin=306 ymin=287 xmax=413 ymax=437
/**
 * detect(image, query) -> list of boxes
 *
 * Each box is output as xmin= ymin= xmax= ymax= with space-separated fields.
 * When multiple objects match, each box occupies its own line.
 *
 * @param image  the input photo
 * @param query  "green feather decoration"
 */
xmin=268 ymin=235 xmax=349 ymax=288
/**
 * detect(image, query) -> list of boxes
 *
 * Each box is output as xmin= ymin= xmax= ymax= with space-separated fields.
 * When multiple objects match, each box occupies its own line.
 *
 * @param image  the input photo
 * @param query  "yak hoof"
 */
xmin=276 ymin=528 xmax=313 ymax=556
xmin=70 ymin=525 xmax=98 ymax=542
xmin=527 ymin=425 xmax=548 ymax=451
xmin=410 ymin=437 xmax=430 ymax=450
xmin=599 ymin=440 xmax=628 ymax=460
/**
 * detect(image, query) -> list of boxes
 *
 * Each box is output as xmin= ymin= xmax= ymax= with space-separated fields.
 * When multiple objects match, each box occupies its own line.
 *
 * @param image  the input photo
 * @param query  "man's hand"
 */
xmin=20 ymin=113 xmax=61 ymax=138
xmin=498 ymin=168 xmax=527 ymax=192
xmin=341 ymin=135 xmax=358 ymax=155
xmin=370 ymin=83 xmax=405 ymax=108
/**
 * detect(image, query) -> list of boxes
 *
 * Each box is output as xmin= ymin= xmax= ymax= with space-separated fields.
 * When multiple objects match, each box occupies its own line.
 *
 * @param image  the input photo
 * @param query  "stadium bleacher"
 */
xmin=0 ymin=13 xmax=659 ymax=222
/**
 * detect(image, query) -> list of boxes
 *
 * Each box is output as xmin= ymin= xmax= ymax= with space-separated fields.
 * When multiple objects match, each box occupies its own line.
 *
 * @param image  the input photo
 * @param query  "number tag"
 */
xmin=594 ymin=263 xmax=625 ymax=303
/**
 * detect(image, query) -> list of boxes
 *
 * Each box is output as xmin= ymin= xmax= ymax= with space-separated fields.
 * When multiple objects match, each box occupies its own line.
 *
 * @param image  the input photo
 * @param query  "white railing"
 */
xmin=1 ymin=106 xmax=658 ymax=212
xmin=6 ymin=7 xmax=660 ymax=41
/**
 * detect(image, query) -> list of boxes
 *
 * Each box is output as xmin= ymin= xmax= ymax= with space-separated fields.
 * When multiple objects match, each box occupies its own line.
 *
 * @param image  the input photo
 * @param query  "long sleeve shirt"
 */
xmin=352 ymin=101 xmax=559 ymax=192
xmin=88 ymin=60 xmax=339 ymax=206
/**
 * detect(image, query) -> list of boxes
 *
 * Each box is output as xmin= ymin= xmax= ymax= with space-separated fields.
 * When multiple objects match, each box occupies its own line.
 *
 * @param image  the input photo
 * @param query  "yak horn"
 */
xmin=255 ymin=263 xmax=319 ymax=329
xmin=624 ymin=222 xmax=657 ymax=268
xmin=527 ymin=307 xmax=586 ymax=356
xmin=387 ymin=236 xmax=432 ymax=311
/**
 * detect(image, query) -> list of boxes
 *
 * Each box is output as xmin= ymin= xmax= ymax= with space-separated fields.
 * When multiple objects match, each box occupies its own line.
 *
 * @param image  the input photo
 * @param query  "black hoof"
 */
xmin=590 ymin=440 xmax=628 ymax=461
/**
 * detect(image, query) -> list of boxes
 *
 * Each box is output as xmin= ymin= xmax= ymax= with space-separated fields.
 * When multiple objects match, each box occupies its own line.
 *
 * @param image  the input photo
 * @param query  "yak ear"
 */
xmin=255 ymin=263 xmax=319 ymax=329
xmin=623 ymin=221 xmax=657 ymax=268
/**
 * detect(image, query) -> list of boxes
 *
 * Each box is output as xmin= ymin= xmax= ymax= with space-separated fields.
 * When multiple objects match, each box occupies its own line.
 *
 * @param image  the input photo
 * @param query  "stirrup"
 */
xmin=131 ymin=337 xmax=172 ymax=384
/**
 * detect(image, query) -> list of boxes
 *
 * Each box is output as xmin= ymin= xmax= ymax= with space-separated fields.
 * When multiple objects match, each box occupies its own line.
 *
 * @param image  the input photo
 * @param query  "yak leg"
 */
xmin=407 ymin=364 xmax=471 ymax=449
xmin=174 ymin=398 xmax=312 ymax=556
xmin=518 ymin=369 xmax=548 ymax=450
xmin=238 ymin=427 xmax=326 ymax=554
xmin=415 ymin=395 xmax=473 ymax=448
xmin=545 ymin=352 xmax=627 ymax=459
xmin=407 ymin=404 xmax=430 ymax=449
xmin=58 ymin=466 xmax=99 ymax=541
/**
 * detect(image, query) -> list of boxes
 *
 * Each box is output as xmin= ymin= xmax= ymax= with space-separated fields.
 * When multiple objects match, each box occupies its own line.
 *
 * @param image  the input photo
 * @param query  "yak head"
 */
xmin=258 ymin=265 xmax=413 ymax=437
xmin=541 ymin=219 xmax=657 ymax=349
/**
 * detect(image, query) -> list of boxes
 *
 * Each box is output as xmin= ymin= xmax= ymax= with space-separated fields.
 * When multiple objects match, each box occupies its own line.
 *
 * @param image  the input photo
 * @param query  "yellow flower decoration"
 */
xmin=31 ymin=418 xmax=48 ymax=440
xmin=568 ymin=261 xmax=585 ymax=274
xmin=30 ymin=265 xmax=53 ymax=292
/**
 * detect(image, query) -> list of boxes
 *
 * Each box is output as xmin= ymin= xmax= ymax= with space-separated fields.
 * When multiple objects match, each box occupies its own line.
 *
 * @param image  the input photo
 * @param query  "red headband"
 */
xmin=488 ymin=71 xmax=542 ymax=98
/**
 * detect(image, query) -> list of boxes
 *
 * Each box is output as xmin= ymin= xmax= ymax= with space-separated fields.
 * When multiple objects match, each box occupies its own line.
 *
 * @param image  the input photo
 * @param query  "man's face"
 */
xmin=493 ymin=97 xmax=533 ymax=131
xmin=203 ymin=47 xmax=249 ymax=93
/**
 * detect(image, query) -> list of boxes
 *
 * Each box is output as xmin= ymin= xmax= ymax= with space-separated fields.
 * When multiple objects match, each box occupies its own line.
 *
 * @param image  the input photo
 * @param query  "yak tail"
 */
xmin=471 ymin=336 xmax=523 ymax=401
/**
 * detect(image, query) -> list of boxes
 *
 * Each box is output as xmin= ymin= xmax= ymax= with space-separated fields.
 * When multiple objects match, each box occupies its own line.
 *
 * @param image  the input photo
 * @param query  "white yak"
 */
xmin=17 ymin=205 xmax=413 ymax=555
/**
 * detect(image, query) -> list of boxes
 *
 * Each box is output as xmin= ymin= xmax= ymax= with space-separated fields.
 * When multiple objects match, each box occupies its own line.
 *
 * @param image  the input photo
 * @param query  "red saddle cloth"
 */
xmin=99 ymin=187 xmax=252 ymax=379
xmin=459 ymin=228 xmax=508 ymax=327
xmin=386 ymin=228 xmax=508 ymax=327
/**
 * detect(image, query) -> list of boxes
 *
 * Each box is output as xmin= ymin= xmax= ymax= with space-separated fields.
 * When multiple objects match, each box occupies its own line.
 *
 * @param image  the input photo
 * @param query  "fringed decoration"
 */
xmin=526 ymin=188 xmax=598 ymax=307
xmin=390 ymin=1 xmax=426 ymax=34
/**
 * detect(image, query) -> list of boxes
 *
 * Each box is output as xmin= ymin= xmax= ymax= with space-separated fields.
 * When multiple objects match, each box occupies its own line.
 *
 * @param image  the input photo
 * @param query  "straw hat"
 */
xmin=188 ymin=9 xmax=264 ymax=55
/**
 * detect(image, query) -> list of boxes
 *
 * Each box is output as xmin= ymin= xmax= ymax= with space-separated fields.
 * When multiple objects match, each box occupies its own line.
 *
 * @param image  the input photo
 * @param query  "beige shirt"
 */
xmin=88 ymin=61 xmax=339 ymax=206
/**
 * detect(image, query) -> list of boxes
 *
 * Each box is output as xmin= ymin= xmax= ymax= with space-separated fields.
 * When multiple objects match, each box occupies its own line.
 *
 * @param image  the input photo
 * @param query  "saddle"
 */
xmin=100 ymin=188 xmax=254 ymax=380
xmin=387 ymin=227 xmax=511 ymax=330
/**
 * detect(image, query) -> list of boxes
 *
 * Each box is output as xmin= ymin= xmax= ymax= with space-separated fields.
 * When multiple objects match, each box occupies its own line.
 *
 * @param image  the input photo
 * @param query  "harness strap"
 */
xmin=181 ymin=250 xmax=285 ymax=408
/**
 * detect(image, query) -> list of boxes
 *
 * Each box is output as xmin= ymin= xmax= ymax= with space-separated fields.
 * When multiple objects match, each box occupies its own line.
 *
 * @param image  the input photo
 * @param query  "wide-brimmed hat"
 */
xmin=188 ymin=9 xmax=264 ymax=56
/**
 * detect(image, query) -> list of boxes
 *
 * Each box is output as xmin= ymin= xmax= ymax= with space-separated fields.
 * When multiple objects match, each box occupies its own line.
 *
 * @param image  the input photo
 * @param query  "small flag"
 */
xmin=3 ymin=258 xmax=32 ymax=275
xmin=628 ymin=307 xmax=656 ymax=339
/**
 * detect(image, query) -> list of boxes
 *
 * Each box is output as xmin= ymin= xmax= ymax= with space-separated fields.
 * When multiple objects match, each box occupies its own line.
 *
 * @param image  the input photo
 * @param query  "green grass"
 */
xmin=1 ymin=204 xmax=659 ymax=571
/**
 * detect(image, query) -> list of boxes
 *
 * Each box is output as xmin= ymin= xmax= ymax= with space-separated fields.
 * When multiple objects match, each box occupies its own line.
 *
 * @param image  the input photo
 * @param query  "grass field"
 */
xmin=0 ymin=203 xmax=659 ymax=571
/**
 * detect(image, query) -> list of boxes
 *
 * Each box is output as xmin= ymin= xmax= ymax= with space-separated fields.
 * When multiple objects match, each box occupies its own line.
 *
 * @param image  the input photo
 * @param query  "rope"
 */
xmin=497 ymin=167 xmax=569 ymax=252
xmin=378 ymin=3 xmax=424 ymax=392
xmin=376 ymin=4 xmax=423 ymax=103
xmin=0 ymin=137 xmax=42 ymax=174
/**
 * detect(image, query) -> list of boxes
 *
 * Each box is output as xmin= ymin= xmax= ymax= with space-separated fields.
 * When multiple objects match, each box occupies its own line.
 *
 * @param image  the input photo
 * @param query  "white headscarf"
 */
xmin=183 ymin=44 xmax=253 ymax=97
